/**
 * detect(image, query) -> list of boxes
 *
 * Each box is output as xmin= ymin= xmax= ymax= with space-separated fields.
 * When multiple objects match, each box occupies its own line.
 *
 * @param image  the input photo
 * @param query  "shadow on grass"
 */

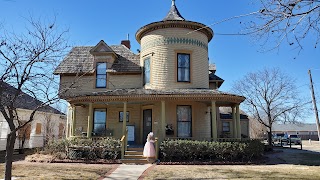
xmin=0 ymin=150 xmax=32 ymax=164
xmin=264 ymin=146 xmax=320 ymax=166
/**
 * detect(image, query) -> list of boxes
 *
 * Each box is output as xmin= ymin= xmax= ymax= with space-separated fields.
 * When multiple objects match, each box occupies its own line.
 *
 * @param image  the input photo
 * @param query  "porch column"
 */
xmin=211 ymin=101 xmax=217 ymax=141
xmin=87 ymin=103 xmax=93 ymax=138
xmin=72 ymin=106 xmax=76 ymax=136
xmin=236 ymin=104 xmax=241 ymax=139
xmin=160 ymin=101 xmax=166 ymax=142
xmin=232 ymin=106 xmax=237 ymax=138
xmin=122 ymin=102 xmax=127 ymax=136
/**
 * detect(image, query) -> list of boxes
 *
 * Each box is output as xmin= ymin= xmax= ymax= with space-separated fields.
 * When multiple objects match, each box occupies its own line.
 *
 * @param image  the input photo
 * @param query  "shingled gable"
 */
xmin=90 ymin=40 xmax=117 ymax=58
xmin=54 ymin=42 xmax=141 ymax=74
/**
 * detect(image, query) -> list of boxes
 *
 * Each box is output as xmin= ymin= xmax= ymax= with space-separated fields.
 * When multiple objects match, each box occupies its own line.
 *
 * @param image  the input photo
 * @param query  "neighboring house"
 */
xmin=54 ymin=0 xmax=247 ymax=146
xmin=0 ymin=82 xmax=66 ymax=151
xmin=272 ymin=123 xmax=319 ymax=140
xmin=219 ymin=107 xmax=249 ymax=139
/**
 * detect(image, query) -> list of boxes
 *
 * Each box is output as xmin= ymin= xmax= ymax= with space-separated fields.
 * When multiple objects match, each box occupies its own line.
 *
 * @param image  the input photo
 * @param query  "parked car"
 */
xmin=288 ymin=134 xmax=301 ymax=145
xmin=272 ymin=133 xmax=288 ymax=144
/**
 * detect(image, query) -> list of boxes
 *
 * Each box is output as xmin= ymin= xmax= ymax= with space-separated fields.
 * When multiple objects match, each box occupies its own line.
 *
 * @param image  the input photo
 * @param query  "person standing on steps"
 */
xmin=143 ymin=132 xmax=155 ymax=162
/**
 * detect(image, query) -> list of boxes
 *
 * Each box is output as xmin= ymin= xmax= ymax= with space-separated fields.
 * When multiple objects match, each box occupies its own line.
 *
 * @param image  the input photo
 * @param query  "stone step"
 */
xmin=121 ymin=158 xmax=150 ymax=164
xmin=127 ymin=147 xmax=143 ymax=152
xmin=125 ymin=151 xmax=143 ymax=155
xmin=124 ymin=154 xmax=145 ymax=159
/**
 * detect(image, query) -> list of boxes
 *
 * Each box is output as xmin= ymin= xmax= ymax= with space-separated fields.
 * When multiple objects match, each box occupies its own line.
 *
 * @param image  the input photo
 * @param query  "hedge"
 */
xmin=44 ymin=137 xmax=121 ymax=160
xmin=159 ymin=139 xmax=264 ymax=162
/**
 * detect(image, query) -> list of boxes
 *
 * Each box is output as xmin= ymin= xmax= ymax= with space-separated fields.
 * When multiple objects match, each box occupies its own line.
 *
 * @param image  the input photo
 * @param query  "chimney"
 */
xmin=121 ymin=33 xmax=131 ymax=49
xmin=121 ymin=40 xmax=131 ymax=49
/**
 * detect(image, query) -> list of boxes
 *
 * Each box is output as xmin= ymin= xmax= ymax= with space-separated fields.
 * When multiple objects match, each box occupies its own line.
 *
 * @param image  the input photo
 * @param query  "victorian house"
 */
xmin=54 ymin=0 xmax=248 ymax=152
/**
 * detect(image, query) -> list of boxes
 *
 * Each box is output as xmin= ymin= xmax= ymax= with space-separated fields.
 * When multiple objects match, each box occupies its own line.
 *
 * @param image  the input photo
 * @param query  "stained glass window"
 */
xmin=177 ymin=53 xmax=190 ymax=82
xmin=177 ymin=106 xmax=192 ymax=137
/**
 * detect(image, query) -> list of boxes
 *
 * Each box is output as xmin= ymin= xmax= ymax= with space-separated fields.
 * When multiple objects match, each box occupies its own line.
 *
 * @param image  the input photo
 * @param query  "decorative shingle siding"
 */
xmin=140 ymin=28 xmax=209 ymax=89
xmin=141 ymin=37 xmax=208 ymax=52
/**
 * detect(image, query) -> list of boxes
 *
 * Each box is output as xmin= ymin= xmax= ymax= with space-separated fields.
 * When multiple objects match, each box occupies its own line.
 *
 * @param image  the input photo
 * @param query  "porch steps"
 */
xmin=121 ymin=147 xmax=150 ymax=164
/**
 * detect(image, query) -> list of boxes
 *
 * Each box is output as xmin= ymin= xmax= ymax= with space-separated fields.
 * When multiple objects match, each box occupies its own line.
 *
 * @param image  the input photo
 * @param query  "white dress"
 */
xmin=143 ymin=138 xmax=155 ymax=157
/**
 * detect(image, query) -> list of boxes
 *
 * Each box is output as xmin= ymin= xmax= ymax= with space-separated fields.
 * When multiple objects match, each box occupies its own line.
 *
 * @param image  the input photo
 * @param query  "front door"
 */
xmin=143 ymin=109 xmax=152 ymax=144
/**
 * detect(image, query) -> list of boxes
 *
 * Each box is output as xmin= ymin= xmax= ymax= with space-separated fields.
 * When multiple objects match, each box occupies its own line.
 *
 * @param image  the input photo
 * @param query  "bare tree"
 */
xmin=245 ymin=0 xmax=320 ymax=51
xmin=232 ymin=68 xmax=307 ymax=148
xmin=0 ymin=17 xmax=68 ymax=180
xmin=43 ymin=114 xmax=54 ymax=146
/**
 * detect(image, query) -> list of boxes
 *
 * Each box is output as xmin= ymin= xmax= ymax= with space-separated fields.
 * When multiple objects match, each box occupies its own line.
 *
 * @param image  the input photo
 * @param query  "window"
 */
xmin=222 ymin=122 xmax=230 ymax=132
xmin=96 ymin=62 xmax=107 ymax=88
xmin=177 ymin=53 xmax=190 ymax=82
xmin=93 ymin=109 xmax=106 ymax=135
xmin=144 ymin=57 xmax=150 ymax=85
xmin=177 ymin=106 xmax=192 ymax=137
xmin=119 ymin=111 xmax=129 ymax=122
xmin=35 ymin=123 xmax=42 ymax=134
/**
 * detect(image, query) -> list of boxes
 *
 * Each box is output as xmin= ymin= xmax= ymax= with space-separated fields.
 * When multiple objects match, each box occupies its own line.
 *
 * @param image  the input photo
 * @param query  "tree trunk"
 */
xmin=267 ymin=130 xmax=273 ymax=150
xmin=5 ymin=132 xmax=17 ymax=180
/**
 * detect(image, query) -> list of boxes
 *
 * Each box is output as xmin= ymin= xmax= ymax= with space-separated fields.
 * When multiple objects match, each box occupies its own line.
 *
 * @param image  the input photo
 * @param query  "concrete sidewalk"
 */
xmin=103 ymin=164 xmax=152 ymax=180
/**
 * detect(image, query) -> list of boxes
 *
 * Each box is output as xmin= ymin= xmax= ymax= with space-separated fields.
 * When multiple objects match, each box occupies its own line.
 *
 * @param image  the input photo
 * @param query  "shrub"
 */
xmin=160 ymin=139 xmax=264 ymax=162
xmin=43 ymin=137 xmax=121 ymax=160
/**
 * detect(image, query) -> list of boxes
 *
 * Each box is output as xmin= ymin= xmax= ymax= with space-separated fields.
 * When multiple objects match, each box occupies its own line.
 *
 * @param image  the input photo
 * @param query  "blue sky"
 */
xmin=1 ymin=0 xmax=319 ymax=123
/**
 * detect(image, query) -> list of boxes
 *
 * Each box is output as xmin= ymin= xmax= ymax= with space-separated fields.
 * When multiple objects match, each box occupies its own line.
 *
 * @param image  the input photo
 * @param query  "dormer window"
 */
xmin=177 ymin=53 xmax=190 ymax=82
xmin=96 ymin=62 xmax=107 ymax=88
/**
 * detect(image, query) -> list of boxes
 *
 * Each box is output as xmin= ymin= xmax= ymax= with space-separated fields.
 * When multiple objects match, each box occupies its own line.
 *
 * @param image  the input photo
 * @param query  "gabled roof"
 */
xmin=0 ymin=81 xmax=63 ymax=114
xmin=54 ymin=44 xmax=141 ymax=74
xmin=273 ymin=123 xmax=318 ymax=132
xmin=163 ymin=0 xmax=185 ymax=21
xmin=89 ymin=40 xmax=117 ymax=57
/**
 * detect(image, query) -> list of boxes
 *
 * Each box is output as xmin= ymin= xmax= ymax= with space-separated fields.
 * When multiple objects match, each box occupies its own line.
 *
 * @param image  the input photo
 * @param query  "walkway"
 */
xmin=103 ymin=164 xmax=152 ymax=180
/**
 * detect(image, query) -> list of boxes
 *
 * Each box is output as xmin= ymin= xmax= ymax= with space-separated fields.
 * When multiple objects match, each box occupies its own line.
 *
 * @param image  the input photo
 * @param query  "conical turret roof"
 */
xmin=163 ymin=0 xmax=185 ymax=21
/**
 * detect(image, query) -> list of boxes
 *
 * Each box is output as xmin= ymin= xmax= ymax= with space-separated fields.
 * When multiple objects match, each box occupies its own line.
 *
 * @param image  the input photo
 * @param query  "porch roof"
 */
xmin=64 ymin=88 xmax=245 ymax=105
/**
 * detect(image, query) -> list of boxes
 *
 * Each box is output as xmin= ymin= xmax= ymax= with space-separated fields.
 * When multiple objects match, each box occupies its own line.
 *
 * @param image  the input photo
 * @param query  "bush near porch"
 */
xmin=159 ymin=139 xmax=264 ymax=162
xmin=35 ymin=137 xmax=121 ymax=161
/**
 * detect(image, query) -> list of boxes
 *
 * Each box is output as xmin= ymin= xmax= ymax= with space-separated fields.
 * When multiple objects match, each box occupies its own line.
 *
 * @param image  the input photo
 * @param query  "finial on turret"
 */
xmin=172 ymin=0 xmax=175 ymax=6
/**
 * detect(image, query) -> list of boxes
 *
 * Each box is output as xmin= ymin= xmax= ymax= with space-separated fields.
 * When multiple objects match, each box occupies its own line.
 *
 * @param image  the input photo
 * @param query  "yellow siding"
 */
xmin=74 ymin=104 xmax=143 ymax=144
xmin=60 ymin=74 xmax=142 ymax=96
xmin=140 ymin=28 xmax=209 ymax=89
xmin=108 ymin=74 xmax=142 ymax=89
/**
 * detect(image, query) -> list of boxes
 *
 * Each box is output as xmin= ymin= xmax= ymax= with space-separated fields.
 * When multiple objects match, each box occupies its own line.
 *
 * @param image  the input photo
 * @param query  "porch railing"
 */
xmin=120 ymin=128 xmax=128 ymax=159
xmin=155 ymin=137 xmax=159 ymax=160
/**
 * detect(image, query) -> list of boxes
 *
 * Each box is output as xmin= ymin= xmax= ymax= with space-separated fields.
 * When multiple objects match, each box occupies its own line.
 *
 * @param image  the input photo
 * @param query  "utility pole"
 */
xmin=308 ymin=69 xmax=320 ymax=142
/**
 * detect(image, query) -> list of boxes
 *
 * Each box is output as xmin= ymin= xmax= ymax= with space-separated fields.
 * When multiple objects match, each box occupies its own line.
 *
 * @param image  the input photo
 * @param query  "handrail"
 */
xmin=120 ymin=128 xmax=128 ymax=159
xmin=155 ymin=137 xmax=159 ymax=160
xmin=120 ymin=135 xmax=125 ymax=142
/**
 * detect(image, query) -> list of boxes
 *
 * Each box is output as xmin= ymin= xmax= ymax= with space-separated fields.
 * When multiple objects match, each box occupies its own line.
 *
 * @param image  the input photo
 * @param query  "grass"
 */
xmin=145 ymin=145 xmax=320 ymax=180
xmin=0 ymin=162 xmax=112 ymax=180
xmin=279 ymin=151 xmax=320 ymax=165
xmin=144 ymin=165 xmax=320 ymax=180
